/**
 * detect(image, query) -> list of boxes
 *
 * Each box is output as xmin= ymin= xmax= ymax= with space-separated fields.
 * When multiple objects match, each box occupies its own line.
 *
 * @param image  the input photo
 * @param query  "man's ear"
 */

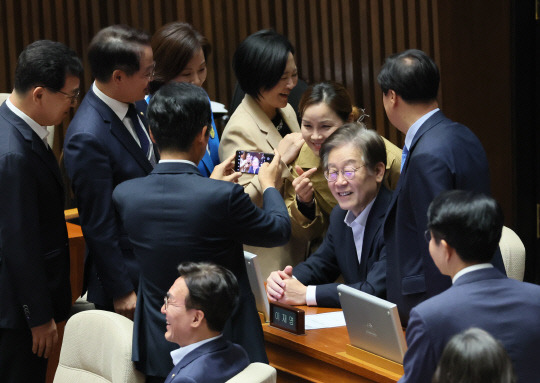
xmin=149 ymin=128 xmax=156 ymax=144
xmin=373 ymin=162 xmax=386 ymax=183
xmin=32 ymin=86 xmax=45 ymax=104
xmin=440 ymin=239 xmax=454 ymax=263
xmin=190 ymin=309 xmax=205 ymax=329
xmin=112 ymin=69 xmax=124 ymax=85
xmin=198 ymin=125 xmax=209 ymax=144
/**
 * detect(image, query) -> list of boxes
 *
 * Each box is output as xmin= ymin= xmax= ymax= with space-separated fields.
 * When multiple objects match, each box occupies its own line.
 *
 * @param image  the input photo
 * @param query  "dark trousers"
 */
xmin=0 ymin=327 xmax=49 ymax=383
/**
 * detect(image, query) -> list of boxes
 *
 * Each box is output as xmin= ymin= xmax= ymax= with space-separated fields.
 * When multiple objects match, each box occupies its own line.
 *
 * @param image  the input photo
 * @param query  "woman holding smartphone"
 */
xmin=285 ymin=82 xmax=402 ymax=248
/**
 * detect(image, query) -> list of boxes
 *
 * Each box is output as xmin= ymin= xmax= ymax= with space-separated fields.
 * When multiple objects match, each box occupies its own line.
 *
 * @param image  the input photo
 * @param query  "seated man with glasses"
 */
xmin=162 ymin=262 xmax=249 ymax=383
xmin=267 ymin=123 xmax=391 ymax=307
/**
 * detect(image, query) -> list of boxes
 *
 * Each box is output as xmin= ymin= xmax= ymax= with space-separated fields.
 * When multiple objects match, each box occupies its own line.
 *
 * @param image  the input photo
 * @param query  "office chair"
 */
xmin=53 ymin=310 xmax=145 ymax=383
xmin=499 ymin=226 xmax=526 ymax=281
xmin=226 ymin=362 xmax=277 ymax=383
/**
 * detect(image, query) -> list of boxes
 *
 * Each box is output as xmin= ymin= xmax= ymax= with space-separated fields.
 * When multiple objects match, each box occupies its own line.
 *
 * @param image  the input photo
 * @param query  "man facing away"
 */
xmin=64 ymin=25 xmax=158 ymax=319
xmin=377 ymin=49 xmax=505 ymax=324
xmin=0 ymin=40 xmax=82 ymax=383
xmin=162 ymin=262 xmax=249 ymax=383
xmin=266 ymin=123 xmax=391 ymax=307
xmin=113 ymin=82 xmax=290 ymax=381
xmin=400 ymin=190 xmax=540 ymax=383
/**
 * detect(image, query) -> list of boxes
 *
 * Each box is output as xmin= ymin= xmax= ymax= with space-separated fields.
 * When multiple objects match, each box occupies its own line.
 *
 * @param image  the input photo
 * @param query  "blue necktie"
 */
xmin=127 ymin=104 xmax=150 ymax=156
xmin=400 ymin=145 xmax=409 ymax=173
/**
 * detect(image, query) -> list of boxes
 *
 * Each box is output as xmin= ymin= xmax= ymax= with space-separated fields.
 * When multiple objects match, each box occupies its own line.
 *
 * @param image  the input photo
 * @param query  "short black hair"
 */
xmin=14 ymin=40 xmax=82 ymax=94
xmin=433 ymin=328 xmax=516 ymax=383
xmin=88 ymin=25 xmax=150 ymax=82
xmin=147 ymin=82 xmax=212 ymax=152
xmin=177 ymin=262 xmax=239 ymax=333
xmin=427 ymin=190 xmax=503 ymax=263
xmin=233 ymin=29 xmax=294 ymax=99
xmin=377 ymin=49 xmax=439 ymax=103
xmin=320 ymin=122 xmax=387 ymax=174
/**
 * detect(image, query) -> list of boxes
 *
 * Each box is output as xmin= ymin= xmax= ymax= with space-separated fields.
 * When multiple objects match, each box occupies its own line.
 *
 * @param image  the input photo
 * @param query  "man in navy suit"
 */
xmin=162 ymin=262 xmax=249 ymax=383
xmin=64 ymin=25 xmax=158 ymax=319
xmin=400 ymin=190 xmax=540 ymax=383
xmin=0 ymin=40 xmax=82 ymax=383
xmin=377 ymin=49 xmax=505 ymax=324
xmin=113 ymin=82 xmax=290 ymax=381
xmin=266 ymin=124 xmax=390 ymax=307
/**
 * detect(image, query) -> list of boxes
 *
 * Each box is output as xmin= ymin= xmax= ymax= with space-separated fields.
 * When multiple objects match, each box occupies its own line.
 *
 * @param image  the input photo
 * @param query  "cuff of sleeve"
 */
xmin=306 ymin=285 xmax=317 ymax=306
xmin=262 ymin=186 xmax=276 ymax=194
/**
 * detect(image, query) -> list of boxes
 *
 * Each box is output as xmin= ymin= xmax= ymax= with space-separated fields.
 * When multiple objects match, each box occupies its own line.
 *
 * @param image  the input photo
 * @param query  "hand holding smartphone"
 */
xmin=235 ymin=150 xmax=275 ymax=175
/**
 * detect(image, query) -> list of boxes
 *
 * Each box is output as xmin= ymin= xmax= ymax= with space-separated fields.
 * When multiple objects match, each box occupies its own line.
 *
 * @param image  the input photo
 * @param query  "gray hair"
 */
xmin=319 ymin=122 xmax=387 ymax=173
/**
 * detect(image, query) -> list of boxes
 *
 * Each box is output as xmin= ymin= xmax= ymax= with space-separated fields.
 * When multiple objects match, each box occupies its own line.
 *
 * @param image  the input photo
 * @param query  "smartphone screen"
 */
xmin=234 ymin=150 xmax=275 ymax=174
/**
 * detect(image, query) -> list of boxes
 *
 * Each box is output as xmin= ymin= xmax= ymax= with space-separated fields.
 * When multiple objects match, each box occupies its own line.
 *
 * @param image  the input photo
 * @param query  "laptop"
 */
xmin=338 ymin=284 xmax=407 ymax=363
xmin=244 ymin=251 xmax=270 ymax=322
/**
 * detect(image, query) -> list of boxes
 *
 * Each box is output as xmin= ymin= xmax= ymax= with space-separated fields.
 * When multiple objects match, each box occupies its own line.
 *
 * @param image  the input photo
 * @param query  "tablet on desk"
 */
xmin=244 ymin=251 xmax=270 ymax=322
xmin=338 ymin=284 xmax=407 ymax=364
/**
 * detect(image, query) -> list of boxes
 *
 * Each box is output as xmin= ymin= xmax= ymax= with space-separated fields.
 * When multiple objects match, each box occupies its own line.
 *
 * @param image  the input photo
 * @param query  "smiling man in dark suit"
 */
xmin=0 ymin=40 xmax=82 ymax=383
xmin=162 ymin=262 xmax=249 ymax=383
xmin=113 ymin=82 xmax=290 ymax=382
xmin=266 ymin=123 xmax=390 ymax=307
xmin=64 ymin=25 xmax=158 ymax=319
xmin=378 ymin=49 xmax=505 ymax=325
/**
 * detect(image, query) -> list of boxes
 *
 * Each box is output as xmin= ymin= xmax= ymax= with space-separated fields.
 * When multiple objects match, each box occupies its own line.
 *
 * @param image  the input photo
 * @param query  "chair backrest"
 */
xmin=225 ymin=362 xmax=277 ymax=383
xmin=499 ymin=226 xmax=526 ymax=281
xmin=53 ymin=310 xmax=145 ymax=383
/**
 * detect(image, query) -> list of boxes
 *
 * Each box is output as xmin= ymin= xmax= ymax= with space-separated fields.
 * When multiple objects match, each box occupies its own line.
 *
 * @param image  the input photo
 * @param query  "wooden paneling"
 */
xmin=0 ymin=0 xmax=515 ymax=228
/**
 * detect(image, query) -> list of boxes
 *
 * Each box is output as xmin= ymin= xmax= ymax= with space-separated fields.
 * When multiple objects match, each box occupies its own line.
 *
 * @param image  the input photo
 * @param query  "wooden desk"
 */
xmin=263 ymin=306 xmax=403 ymax=383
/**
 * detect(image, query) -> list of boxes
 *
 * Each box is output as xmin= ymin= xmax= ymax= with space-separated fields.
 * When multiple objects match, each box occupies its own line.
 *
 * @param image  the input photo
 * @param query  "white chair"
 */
xmin=0 ymin=92 xmax=55 ymax=148
xmin=499 ymin=226 xmax=526 ymax=281
xmin=53 ymin=310 xmax=145 ymax=383
xmin=226 ymin=362 xmax=277 ymax=383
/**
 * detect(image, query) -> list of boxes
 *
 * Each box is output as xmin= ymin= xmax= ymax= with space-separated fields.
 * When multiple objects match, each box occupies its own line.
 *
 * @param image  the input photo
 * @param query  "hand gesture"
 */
xmin=266 ymin=265 xmax=294 ymax=301
xmin=113 ymin=290 xmax=137 ymax=320
xmin=31 ymin=319 xmax=58 ymax=358
xmin=277 ymin=132 xmax=304 ymax=165
xmin=258 ymin=149 xmax=283 ymax=190
xmin=293 ymin=166 xmax=318 ymax=204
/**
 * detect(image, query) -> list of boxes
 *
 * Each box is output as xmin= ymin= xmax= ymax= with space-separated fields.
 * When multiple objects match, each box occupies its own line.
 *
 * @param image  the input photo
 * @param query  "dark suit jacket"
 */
xmin=400 ymin=268 xmax=540 ymax=383
xmin=383 ymin=110 xmax=504 ymax=324
xmin=0 ymin=103 xmax=71 ymax=329
xmin=293 ymin=186 xmax=392 ymax=307
xmin=113 ymin=162 xmax=290 ymax=377
xmin=164 ymin=337 xmax=249 ymax=383
xmin=64 ymin=88 xmax=155 ymax=306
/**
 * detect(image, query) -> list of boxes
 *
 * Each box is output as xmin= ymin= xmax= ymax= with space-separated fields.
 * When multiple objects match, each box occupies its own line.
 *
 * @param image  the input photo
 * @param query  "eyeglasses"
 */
xmin=45 ymin=87 xmax=80 ymax=105
xmin=324 ymin=165 xmax=365 ymax=182
xmin=144 ymin=63 xmax=156 ymax=80
xmin=424 ymin=230 xmax=431 ymax=243
xmin=163 ymin=294 xmax=185 ymax=311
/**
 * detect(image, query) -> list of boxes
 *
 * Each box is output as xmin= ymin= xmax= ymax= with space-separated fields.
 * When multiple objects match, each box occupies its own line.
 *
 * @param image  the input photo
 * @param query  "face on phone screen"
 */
xmin=235 ymin=150 xmax=275 ymax=174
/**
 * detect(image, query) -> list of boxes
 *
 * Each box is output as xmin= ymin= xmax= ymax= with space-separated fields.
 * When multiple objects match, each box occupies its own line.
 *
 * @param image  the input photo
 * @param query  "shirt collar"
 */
xmin=5 ymin=97 xmax=50 ymax=144
xmin=344 ymin=197 xmax=376 ymax=228
xmin=159 ymin=159 xmax=198 ymax=167
xmin=453 ymin=263 xmax=493 ymax=284
xmin=170 ymin=334 xmax=222 ymax=366
xmin=93 ymin=82 xmax=130 ymax=121
xmin=404 ymin=108 xmax=440 ymax=150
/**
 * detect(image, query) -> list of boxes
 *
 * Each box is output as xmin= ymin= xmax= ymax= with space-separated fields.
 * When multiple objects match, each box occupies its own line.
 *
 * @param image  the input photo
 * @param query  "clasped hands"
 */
xmin=266 ymin=265 xmax=307 ymax=305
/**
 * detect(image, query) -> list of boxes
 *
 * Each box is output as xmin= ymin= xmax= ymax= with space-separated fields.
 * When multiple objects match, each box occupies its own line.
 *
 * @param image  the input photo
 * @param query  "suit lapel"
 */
xmin=0 ymin=104 xmax=64 ymax=191
xmin=169 ymin=338 xmax=228 ymax=379
xmin=361 ymin=186 xmax=391 ymax=263
xmin=87 ymin=90 xmax=153 ymax=173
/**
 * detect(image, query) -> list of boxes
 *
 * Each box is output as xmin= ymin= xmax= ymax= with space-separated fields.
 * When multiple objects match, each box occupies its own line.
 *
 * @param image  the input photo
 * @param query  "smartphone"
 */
xmin=234 ymin=150 xmax=275 ymax=174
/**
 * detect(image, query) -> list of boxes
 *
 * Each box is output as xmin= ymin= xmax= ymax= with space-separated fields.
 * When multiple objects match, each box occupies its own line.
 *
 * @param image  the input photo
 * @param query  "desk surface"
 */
xmin=263 ymin=306 xmax=403 ymax=383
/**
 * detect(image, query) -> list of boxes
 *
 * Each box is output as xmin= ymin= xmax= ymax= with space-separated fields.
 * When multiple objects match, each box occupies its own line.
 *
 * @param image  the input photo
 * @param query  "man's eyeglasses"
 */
xmin=163 ymin=294 xmax=186 ymax=311
xmin=46 ymin=87 xmax=80 ymax=105
xmin=324 ymin=165 xmax=365 ymax=182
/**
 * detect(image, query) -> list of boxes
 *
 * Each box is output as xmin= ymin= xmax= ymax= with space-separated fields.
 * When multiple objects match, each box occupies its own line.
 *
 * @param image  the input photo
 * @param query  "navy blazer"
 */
xmin=383 ymin=110 xmax=504 ymax=324
xmin=0 ymin=103 xmax=71 ymax=329
xmin=64 ymin=88 xmax=155 ymax=306
xmin=164 ymin=337 xmax=249 ymax=383
xmin=293 ymin=186 xmax=392 ymax=307
xmin=400 ymin=268 xmax=540 ymax=383
xmin=113 ymin=162 xmax=290 ymax=377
